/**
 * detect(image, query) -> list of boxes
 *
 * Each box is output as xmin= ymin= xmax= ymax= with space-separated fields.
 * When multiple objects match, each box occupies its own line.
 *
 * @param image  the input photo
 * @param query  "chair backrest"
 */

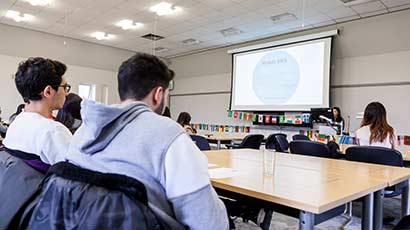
xmin=239 ymin=134 xmax=264 ymax=149
xmin=275 ymin=134 xmax=289 ymax=152
xmin=289 ymin=140 xmax=331 ymax=158
xmin=0 ymin=151 xmax=44 ymax=229
xmin=265 ymin=133 xmax=287 ymax=151
xmin=190 ymin=135 xmax=211 ymax=150
xmin=345 ymin=146 xmax=403 ymax=167
xmin=29 ymin=162 xmax=179 ymax=229
xmin=292 ymin=134 xmax=310 ymax=141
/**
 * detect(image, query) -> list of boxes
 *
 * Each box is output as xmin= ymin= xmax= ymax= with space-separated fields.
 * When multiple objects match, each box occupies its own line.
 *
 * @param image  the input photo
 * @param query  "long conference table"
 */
xmin=205 ymin=149 xmax=410 ymax=230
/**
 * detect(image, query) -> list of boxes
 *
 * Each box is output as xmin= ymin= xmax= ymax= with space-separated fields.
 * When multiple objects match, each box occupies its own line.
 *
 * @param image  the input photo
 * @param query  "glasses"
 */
xmin=53 ymin=83 xmax=71 ymax=93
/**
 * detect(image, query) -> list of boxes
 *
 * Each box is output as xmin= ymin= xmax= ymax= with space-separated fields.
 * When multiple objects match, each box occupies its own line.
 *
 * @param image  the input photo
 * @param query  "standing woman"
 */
xmin=332 ymin=106 xmax=345 ymax=134
xmin=177 ymin=112 xmax=197 ymax=134
xmin=355 ymin=102 xmax=396 ymax=148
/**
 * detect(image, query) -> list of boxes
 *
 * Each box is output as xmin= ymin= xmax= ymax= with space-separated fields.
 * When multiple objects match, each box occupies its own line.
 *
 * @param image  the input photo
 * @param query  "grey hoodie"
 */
xmin=65 ymin=100 xmax=228 ymax=230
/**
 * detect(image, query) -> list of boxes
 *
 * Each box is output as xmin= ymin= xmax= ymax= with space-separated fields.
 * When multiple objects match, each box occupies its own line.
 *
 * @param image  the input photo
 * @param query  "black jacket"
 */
xmin=0 ymin=151 xmax=44 ymax=229
xmin=28 ymin=162 xmax=179 ymax=230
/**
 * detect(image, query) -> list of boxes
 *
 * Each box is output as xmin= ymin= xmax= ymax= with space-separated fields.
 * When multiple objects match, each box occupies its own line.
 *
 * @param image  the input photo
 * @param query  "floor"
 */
xmin=234 ymin=197 xmax=401 ymax=230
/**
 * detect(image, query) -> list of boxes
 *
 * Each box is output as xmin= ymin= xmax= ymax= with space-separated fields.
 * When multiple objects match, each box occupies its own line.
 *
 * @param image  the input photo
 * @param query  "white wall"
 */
xmin=169 ymin=9 xmax=410 ymax=135
xmin=0 ymin=23 xmax=136 ymax=119
xmin=0 ymin=53 xmax=118 ymax=118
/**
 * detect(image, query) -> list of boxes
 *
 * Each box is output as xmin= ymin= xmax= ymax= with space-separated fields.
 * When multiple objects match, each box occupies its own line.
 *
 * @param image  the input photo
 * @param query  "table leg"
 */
xmin=402 ymin=180 xmax=410 ymax=217
xmin=217 ymin=140 xmax=221 ymax=150
xmin=374 ymin=189 xmax=384 ymax=230
xmin=362 ymin=193 xmax=374 ymax=230
xmin=299 ymin=210 xmax=314 ymax=230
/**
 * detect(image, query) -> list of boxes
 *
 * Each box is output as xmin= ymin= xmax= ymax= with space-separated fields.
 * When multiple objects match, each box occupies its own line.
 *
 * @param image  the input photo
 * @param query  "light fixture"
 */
xmin=116 ymin=19 xmax=143 ymax=30
xmin=24 ymin=0 xmax=52 ymax=6
xmin=270 ymin=13 xmax=297 ymax=23
xmin=220 ymin=27 xmax=243 ymax=37
xmin=182 ymin=38 xmax=201 ymax=45
xmin=150 ymin=2 xmax=180 ymax=16
xmin=91 ymin=31 xmax=115 ymax=41
xmin=154 ymin=47 xmax=169 ymax=53
xmin=5 ymin=10 xmax=34 ymax=22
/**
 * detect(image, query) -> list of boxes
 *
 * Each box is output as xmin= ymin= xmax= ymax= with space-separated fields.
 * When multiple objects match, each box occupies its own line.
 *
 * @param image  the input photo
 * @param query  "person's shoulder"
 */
xmin=355 ymin=125 xmax=370 ymax=136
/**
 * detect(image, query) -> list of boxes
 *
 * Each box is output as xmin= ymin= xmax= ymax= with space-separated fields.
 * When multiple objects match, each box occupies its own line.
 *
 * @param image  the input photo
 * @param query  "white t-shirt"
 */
xmin=355 ymin=125 xmax=396 ymax=148
xmin=3 ymin=112 xmax=72 ymax=164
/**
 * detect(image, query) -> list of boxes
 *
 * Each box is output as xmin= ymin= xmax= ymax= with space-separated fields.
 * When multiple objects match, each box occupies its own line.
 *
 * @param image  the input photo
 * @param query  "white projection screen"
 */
xmin=230 ymin=36 xmax=332 ymax=111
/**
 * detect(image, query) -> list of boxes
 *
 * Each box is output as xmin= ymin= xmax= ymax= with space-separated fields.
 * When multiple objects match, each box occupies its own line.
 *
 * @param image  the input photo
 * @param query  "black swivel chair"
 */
xmin=275 ymin=134 xmax=289 ymax=152
xmin=226 ymin=134 xmax=264 ymax=150
xmin=346 ymin=146 xmax=408 ymax=197
xmin=292 ymin=134 xmax=311 ymax=141
xmin=265 ymin=133 xmax=287 ymax=151
xmin=289 ymin=140 xmax=332 ymax=158
xmin=190 ymin=135 xmax=211 ymax=151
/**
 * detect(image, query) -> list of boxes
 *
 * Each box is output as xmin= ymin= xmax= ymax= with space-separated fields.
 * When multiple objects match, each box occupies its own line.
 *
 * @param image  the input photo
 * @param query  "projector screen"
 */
xmin=231 ymin=37 xmax=332 ymax=111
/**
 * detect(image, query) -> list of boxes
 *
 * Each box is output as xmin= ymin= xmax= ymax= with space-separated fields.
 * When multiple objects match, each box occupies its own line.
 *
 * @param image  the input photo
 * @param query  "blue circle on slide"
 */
xmin=252 ymin=51 xmax=300 ymax=104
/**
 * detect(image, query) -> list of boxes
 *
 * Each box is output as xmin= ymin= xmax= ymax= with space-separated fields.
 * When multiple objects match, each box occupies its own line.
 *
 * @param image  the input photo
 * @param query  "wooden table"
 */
xmin=205 ymin=149 xmax=410 ymax=230
xmin=339 ymin=144 xmax=410 ymax=161
xmin=202 ymin=134 xmax=245 ymax=149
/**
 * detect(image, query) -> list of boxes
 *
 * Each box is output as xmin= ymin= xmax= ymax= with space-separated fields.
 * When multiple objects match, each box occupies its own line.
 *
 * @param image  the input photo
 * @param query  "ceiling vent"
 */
xmin=339 ymin=0 xmax=375 ymax=6
xmin=220 ymin=27 xmax=243 ymax=37
xmin=154 ymin=47 xmax=169 ymax=52
xmin=270 ymin=13 xmax=297 ymax=23
xmin=182 ymin=38 xmax=201 ymax=45
xmin=141 ymin=33 xmax=164 ymax=41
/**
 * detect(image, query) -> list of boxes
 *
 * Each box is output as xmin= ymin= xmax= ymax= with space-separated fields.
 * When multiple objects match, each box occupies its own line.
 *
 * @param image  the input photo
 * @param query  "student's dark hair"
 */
xmin=15 ymin=104 xmax=25 ymax=115
xmin=55 ymin=93 xmax=82 ymax=131
xmin=177 ymin=112 xmax=191 ymax=126
xmin=15 ymin=57 xmax=66 ymax=103
xmin=118 ymin=53 xmax=173 ymax=101
xmin=332 ymin=106 xmax=343 ymax=122
xmin=361 ymin=102 xmax=394 ymax=146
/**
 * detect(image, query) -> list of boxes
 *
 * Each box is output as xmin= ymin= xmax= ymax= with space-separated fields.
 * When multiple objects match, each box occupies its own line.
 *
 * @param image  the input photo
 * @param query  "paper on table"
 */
xmin=209 ymin=167 xmax=241 ymax=179
xmin=208 ymin=163 xmax=217 ymax=168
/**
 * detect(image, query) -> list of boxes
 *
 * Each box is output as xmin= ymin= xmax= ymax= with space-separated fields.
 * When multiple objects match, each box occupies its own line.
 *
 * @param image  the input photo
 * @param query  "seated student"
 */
xmin=9 ymin=103 xmax=25 ymax=124
xmin=177 ymin=112 xmax=197 ymax=134
xmin=355 ymin=102 xmax=396 ymax=148
xmin=57 ymin=53 xmax=228 ymax=229
xmin=55 ymin=93 xmax=82 ymax=133
xmin=3 ymin=57 xmax=72 ymax=169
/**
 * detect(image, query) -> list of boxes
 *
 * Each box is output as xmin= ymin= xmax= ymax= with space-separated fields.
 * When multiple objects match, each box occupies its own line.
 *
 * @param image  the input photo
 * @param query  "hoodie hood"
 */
xmin=75 ymin=99 xmax=151 ymax=155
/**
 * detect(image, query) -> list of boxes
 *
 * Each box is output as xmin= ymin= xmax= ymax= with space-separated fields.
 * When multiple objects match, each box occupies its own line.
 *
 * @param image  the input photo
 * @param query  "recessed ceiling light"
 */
xmin=220 ymin=27 xmax=243 ymax=37
xmin=116 ymin=19 xmax=143 ymax=30
xmin=91 ymin=31 xmax=115 ymax=41
xmin=150 ymin=2 xmax=180 ymax=16
xmin=154 ymin=47 xmax=169 ymax=53
xmin=24 ymin=0 xmax=52 ymax=6
xmin=182 ymin=38 xmax=201 ymax=45
xmin=5 ymin=10 xmax=34 ymax=22
xmin=270 ymin=13 xmax=297 ymax=23
xmin=339 ymin=0 xmax=376 ymax=6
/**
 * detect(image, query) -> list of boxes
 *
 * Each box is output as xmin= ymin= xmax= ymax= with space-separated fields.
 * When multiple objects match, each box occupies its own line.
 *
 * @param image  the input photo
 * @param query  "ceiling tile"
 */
xmin=351 ymin=1 xmax=386 ymax=14
xmin=381 ymin=0 xmax=410 ymax=8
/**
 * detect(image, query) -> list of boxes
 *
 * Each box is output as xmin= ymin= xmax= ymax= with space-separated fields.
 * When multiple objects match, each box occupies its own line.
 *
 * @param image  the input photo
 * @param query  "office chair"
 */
xmin=289 ymin=140 xmax=332 ymax=158
xmin=346 ymin=146 xmax=408 ymax=225
xmin=346 ymin=146 xmax=407 ymax=197
xmin=190 ymin=135 xmax=211 ymax=151
xmin=292 ymin=134 xmax=311 ymax=141
xmin=275 ymin=134 xmax=289 ymax=152
xmin=265 ymin=133 xmax=286 ymax=150
xmin=226 ymin=134 xmax=264 ymax=150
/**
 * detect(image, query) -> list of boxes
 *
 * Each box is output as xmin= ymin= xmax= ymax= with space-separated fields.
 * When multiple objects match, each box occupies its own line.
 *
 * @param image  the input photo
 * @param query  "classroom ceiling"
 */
xmin=0 ymin=0 xmax=409 ymax=57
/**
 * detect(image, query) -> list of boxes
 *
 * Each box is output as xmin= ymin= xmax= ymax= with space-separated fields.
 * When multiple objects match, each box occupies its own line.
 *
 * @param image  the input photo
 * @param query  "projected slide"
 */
xmin=253 ymin=51 xmax=300 ymax=104
xmin=231 ymin=37 xmax=331 ymax=111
